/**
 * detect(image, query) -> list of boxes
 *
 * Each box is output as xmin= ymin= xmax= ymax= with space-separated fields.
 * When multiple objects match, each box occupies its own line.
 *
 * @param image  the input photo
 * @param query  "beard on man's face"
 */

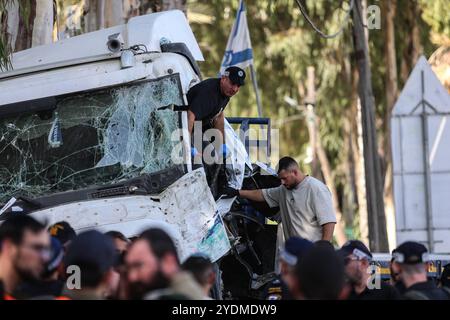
xmin=13 ymin=252 xmax=43 ymax=283
xmin=127 ymin=269 xmax=171 ymax=300
xmin=346 ymin=269 xmax=364 ymax=287
xmin=285 ymin=181 xmax=298 ymax=190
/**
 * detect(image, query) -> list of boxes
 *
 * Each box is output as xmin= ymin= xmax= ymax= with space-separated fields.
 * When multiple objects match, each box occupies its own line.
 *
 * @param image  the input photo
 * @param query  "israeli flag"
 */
xmin=220 ymin=0 xmax=253 ymax=74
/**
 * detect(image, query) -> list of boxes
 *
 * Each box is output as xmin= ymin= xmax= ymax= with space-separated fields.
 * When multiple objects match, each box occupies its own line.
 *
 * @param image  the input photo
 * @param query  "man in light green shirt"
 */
xmin=224 ymin=157 xmax=336 ymax=242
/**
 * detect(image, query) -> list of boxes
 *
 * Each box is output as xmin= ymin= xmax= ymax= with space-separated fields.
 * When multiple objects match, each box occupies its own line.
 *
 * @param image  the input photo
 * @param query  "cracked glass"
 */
xmin=0 ymin=75 xmax=184 ymax=204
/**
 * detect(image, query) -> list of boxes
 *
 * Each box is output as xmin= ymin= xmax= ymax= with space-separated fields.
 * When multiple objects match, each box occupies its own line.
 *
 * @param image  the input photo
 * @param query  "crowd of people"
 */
xmin=275 ymin=238 xmax=450 ymax=300
xmin=0 ymin=214 xmax=449 ymax=300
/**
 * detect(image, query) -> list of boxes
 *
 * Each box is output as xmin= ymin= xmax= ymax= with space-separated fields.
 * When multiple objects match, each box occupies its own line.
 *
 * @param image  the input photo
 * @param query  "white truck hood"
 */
xmin=30 ymin=168 xmax=230 ymax=262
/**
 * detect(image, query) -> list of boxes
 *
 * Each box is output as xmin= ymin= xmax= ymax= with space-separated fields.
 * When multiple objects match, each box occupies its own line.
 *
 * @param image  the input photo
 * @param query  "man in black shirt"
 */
xmin=389 ymin=249 xmax=406 ymax=295
xmin=186 ymin=66 xmax=245 ymax=157
xmin=393 ymin=241 xmax=450 ymax=300
xmin=13 ymin=236 xmax=65 ymax=299
xmin=0 ymin=215 xmax=50 ymax=300
xmin=339 ymin=240 xmax=400 ymax=300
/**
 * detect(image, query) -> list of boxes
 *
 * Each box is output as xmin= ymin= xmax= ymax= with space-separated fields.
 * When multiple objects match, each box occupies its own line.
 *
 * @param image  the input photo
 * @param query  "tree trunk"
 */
xmin=1 ymin=0 xmax=53 ymax=66
xmin=314 ymin=120 xmax=348 ymax=246
xmin=84 ymin=0 xmax=98 ymax=32
xmin=32 ymin=0 xmax=53 ymax=47
xmin=354 ymin=97 xmax=369 ymax=245
xmin=104 ymin=0 xmax=123 ymax=28
xmin=2 ymin=0 xmax=20 ymax=52
xmin=343 ymin=110 xmax=358 ymax=233
xmin=84 ymin=0 xmax=106 ymax=32
xmin=347 ymin=64 xmax=370 ymax=246
xmin=400 ymin=0 xmax=423 ymax=84
xmin=14 ymin=1 xmax=37 ymax=52
xmin=382 ymin=0 xmax=398 ymax=251
xmin=137 ymin=0 xmax=186 ymax=15
xmin=98 ymin=0 xmax=105 ymax=29
xmin=302 ymin=67 xmax=348 ymax=246
xmin=123 ymin=0 xmax=140 ymax=22
xmin=161 ymin=0 xmax=186 ymax=14
xmin=139 ymin=0 xmax=160 ymax=15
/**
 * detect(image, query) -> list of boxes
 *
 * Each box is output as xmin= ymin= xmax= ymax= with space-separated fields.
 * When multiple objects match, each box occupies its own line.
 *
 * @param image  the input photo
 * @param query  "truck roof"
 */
xmin=0 ymin=10 xmax=203 ymax=80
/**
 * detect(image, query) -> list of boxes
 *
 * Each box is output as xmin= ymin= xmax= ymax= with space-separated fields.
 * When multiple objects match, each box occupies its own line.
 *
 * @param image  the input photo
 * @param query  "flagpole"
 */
xmin=249 ymin=63 xmax=263 ymax=118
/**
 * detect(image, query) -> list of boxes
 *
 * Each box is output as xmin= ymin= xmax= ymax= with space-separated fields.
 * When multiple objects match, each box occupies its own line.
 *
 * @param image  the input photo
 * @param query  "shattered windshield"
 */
xmin=0 ymin=75 xmax=184 ymax=204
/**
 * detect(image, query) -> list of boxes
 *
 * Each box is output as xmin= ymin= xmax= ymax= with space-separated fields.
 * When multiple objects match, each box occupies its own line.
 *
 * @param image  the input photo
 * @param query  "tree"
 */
xmin=381 ymin=0 xmax=398 ymax=250
xmin=1 ymin=0 xmax=55 ymax=70
xmin=83 ymin=0 xmax=105 ymax=32
xmin=33 ymin=0 xmax=54 ymax=46
xmin=303 ymin=66 xmax=348 ymax=245
xmin=162 ymin=0 xmax=186 ymax=13
xmin=105 ymin=0 xmax=124 ymax=27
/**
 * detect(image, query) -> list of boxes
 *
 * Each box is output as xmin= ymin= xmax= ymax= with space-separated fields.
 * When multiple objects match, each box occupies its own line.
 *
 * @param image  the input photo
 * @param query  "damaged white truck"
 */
xmin=0 ymin=10 xmax=280 ymax=299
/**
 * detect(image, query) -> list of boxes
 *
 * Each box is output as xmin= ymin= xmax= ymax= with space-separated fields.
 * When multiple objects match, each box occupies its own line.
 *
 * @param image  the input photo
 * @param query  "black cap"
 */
xmin=393 ymin=241 xmax=429 ymax=264
xmin=48 ymin=221 xmax=76 ymax=245
xmin=64 ymin=230 xmax=117 ymax=273
xmin=338 ymin=240 xmax=372 ymax=260
xmin=224 ymin=66 xmax=246 ymax=86
xmin=280 ymin=237 xmax=313 ymax=266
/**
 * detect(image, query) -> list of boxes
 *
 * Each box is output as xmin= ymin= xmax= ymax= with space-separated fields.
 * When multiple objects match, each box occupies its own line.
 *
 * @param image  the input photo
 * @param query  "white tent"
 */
xmin=391 ymin=55 xmax=450 ymax=253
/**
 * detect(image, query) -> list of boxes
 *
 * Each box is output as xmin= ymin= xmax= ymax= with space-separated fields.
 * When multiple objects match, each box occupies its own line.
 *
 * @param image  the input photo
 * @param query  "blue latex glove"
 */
xmin=191 ymin=146 xmax=199 ymax=158
xmin=221 ymin=144 xmax=230 ymax=159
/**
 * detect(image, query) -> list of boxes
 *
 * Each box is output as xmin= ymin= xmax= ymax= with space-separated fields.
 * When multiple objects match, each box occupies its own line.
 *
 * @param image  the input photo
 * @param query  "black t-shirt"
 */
xmin=403 ymin=281 xmax=450 ymax=300
xmin=394 ymin=280 xmax=406 ymax=295
xmin=348 ymin=281 xmax=401 ymax=300
xmin=13 ymin=279 xmax=64 ymax=299
xmin=187 ymin=78 xmax=230 ymax=123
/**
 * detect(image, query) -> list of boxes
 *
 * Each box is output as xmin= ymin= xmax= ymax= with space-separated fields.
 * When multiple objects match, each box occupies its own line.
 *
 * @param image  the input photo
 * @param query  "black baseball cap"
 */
xmin=224 ymin=66 xmax=246 ymax=86
xmin=392 ymin=241 xmax=429 ymax=264
xmin=48 ymin=221 xmax=76 ymax=246
xmin=280 ymin=237 xmax=314 ymax=266
xmin=338 ymin=240 xmax=372 ymax=261
xmin=64 ymin=230 xmax=118 ymax=273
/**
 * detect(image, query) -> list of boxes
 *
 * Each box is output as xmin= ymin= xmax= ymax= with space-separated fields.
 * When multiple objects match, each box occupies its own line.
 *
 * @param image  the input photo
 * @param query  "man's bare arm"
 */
xmin=321 ymin=222 xmax=335 ymax=241
xmin=239 ymin=189 xmax=266 ymax=202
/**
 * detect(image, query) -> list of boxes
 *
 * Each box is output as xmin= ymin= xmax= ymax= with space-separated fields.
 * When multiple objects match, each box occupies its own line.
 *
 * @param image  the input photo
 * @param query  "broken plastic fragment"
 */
xmin=11 ymin=206 xmax=23 ymax=212
xmin=48 ymin=112 xmax=63 ymax=148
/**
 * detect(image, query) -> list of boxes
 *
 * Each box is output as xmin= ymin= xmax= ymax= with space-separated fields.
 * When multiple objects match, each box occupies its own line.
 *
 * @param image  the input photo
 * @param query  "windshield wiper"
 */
xmin=16 ymin=195 xmax=42 ymax=209
xmin=0 ymin=195 xmax=42 ymax=217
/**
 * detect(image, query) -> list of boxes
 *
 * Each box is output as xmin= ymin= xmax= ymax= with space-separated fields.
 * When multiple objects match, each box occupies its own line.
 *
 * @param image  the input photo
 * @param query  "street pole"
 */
xmin=351 ymin=0 xmax=389 ymax=252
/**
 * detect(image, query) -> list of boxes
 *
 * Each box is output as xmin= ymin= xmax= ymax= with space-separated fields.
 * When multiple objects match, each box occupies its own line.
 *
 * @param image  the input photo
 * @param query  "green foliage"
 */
xmin=419 ymin=0 xmax=450 ymax=39
xmin=0 ymin=32 xmax=12 ymax=71
xmin=0 ymin=0 xmax=13 ymax=70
